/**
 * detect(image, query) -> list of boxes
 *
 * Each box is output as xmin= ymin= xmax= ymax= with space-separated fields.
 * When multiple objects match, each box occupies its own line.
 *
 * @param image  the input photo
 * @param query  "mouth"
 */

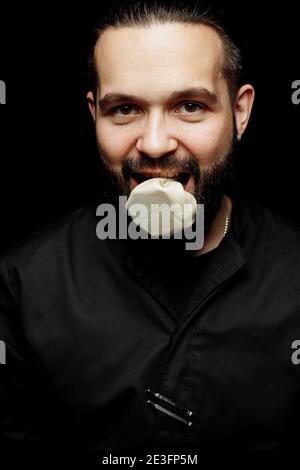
xmin=130 ymin=171 xmax=192 ymax=190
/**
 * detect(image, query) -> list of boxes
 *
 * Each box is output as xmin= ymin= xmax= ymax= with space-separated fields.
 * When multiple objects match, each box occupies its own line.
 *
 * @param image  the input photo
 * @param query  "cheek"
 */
xmin=182 ymin=116 xmax=233 ymax=167
xmin=95 ymin=121 xmax=133 ymax=169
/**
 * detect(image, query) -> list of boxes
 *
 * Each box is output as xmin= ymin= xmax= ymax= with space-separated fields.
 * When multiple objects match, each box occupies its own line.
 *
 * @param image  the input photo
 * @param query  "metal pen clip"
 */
xmin=145 ymin=388 xmax=193 ymax=427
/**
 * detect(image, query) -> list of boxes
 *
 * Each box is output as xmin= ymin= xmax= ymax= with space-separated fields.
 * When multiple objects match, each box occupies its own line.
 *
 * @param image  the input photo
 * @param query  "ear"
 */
xmin=234 ymin=84 xmax=255 ymax=139
xmin=87 ymin=91 xmax=96 ymax=121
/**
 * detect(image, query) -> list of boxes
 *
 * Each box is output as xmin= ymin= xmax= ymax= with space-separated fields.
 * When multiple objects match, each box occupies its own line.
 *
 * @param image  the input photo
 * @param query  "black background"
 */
xmin=0 ymin=0 xmax=299 ymax=252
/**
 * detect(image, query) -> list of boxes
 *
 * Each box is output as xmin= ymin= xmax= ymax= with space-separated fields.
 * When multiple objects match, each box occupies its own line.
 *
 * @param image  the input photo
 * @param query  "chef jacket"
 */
xmin=0 ymin=195 xmax=300 ymax=451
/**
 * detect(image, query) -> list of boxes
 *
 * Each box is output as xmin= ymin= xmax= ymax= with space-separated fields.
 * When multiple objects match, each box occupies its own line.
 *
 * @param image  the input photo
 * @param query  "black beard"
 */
xmin=98 ymin=127 xmax=239 ymax=236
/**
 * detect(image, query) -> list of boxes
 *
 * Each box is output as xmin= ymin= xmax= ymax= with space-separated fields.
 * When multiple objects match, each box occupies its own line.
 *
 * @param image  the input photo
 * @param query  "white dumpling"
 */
xmin=125 ymin=178 xmax=197 ymax=237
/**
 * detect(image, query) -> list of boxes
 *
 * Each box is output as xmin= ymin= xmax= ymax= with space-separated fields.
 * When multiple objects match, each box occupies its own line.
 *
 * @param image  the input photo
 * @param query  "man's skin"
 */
xmin=87 ymin=22 xmax=255 ymax=254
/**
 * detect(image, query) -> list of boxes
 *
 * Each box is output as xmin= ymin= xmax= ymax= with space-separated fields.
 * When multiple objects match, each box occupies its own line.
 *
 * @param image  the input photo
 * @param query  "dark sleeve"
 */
xmin=0 ymin=267 xmax=41 ymax=450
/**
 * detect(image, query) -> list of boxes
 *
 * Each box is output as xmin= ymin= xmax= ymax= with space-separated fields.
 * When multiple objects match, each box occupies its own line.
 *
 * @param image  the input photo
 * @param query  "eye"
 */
xmin=177 ymin=102 xmax=206 ymax=113
xmin=111 ymin=104 xmax=139 ymax=115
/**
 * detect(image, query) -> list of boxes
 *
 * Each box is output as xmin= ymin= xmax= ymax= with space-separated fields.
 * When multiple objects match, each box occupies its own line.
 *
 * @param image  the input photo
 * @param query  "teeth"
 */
xmin=133 ymin=172 xmax=191 ymax=186
xmin=141 ymin=173 xmax=179 ymax=178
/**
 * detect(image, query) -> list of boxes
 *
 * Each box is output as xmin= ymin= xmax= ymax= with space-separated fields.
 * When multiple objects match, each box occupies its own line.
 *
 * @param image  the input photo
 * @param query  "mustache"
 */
xmin=122 ymin=154 xmax=201 ymax=180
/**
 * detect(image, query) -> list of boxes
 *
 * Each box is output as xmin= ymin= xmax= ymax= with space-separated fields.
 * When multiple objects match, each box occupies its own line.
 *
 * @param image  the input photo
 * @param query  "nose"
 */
xmin=136 ymin=110 xmax=178 ymax=159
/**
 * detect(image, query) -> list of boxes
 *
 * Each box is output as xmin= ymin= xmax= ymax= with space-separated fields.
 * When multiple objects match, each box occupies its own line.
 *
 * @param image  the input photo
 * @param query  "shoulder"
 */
xmin=232 ymin=196 xmax=300 ymax=246
xmin=231 ymin=197 xmax=300 ymax=267
xmin=0 ymin=202 xmax=99 ymax=294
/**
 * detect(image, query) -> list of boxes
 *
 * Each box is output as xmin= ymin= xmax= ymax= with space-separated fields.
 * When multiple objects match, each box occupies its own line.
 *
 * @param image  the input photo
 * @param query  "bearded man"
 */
xmin=0 ymin=0 xmax=300 ymax=452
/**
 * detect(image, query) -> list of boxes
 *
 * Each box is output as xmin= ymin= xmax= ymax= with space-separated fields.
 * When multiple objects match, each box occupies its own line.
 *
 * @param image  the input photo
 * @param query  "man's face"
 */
xmin=90 ymin=22 xmax=238 ymax=226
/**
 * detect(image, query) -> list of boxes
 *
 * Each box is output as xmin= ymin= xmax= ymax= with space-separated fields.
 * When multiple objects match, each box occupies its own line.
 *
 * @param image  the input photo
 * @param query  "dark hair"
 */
xmin=88 ymin=0 xmax=243 ymax=104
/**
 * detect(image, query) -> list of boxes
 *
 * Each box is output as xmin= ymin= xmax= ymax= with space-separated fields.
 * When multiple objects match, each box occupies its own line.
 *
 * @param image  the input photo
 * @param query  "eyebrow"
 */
xmin=98 ymin=87 xmax=218 ymax=112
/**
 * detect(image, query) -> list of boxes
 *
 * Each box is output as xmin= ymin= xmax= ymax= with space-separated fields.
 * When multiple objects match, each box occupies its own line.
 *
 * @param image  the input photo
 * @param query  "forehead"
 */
xmin=94 ymin=22 xmax=224 ymax=99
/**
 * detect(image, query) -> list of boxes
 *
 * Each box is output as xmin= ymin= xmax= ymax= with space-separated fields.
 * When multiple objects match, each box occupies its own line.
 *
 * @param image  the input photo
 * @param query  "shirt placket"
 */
xmin=125 ymin=232 xmax=248 ymax=448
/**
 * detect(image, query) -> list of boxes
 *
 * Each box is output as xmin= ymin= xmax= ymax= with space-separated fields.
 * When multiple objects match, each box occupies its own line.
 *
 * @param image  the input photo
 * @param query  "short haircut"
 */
xmin=88 ymin=0 xmax=243 ymax=104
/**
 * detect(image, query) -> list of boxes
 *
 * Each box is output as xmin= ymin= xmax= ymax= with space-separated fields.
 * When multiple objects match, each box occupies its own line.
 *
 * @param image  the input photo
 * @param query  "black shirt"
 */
xmin=0 ymin=196 xmax=300 ymax=451
xmin=127 ymin=241 xmax=216 ymax=322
